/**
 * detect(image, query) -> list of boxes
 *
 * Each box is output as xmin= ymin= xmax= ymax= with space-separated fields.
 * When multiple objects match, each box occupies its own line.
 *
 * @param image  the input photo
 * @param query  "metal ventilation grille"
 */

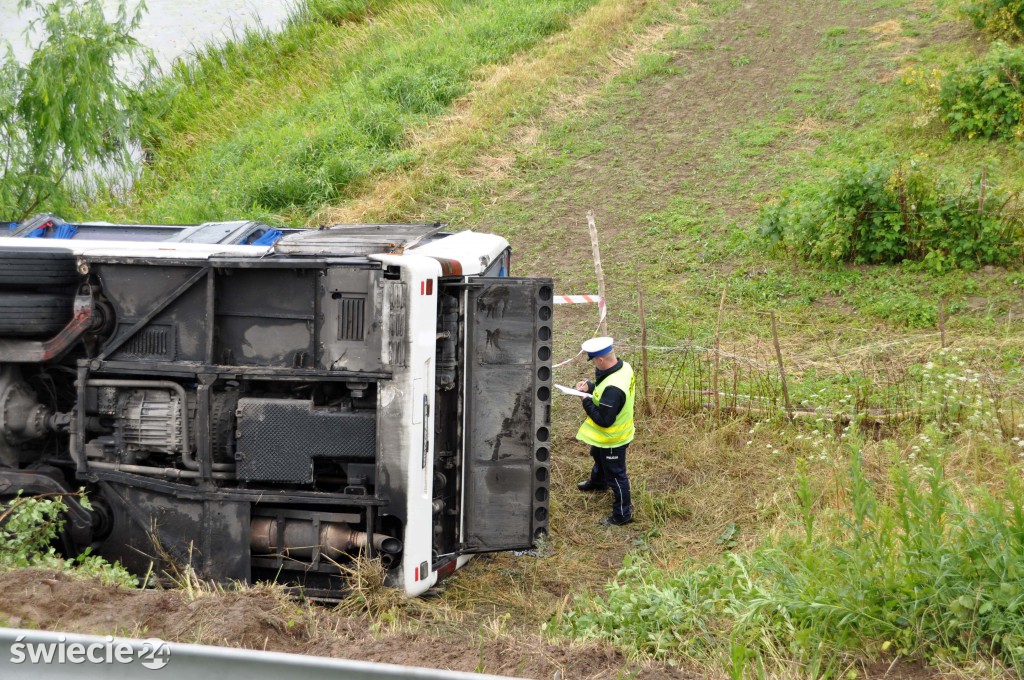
xmin=337 ymin=296 xmax=365 ymax=341
xmin=121 ymin=327 xmax=173 ymax=359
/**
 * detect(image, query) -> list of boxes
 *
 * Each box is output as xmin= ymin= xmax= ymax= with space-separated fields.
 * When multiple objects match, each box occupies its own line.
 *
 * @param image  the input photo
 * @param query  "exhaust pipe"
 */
xmin=250 ymin=517 xmax=402 ymax=561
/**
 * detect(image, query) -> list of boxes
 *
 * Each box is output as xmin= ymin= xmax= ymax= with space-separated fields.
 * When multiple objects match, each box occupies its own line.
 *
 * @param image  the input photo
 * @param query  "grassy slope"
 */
xmin=69 ymin=0 xmax=1024 ymax=675
xmin=322 ymin=0 xmax=1024 ymax=672
xmin=102 ymin=0 xmax=610 ymax=224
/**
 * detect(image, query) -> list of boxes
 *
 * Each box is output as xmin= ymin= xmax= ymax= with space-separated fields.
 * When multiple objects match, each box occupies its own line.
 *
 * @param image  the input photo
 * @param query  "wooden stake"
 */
xmin=979 ymin=165 xmax=987 ymax=215
xmin=637 ymin=279 xmax=649 ymax=408
xmin=938 ymin=297 xmax=946 ymax=349
xmin=770 ymin=311 xmax=794 ymax=420
xmin=713 ymin=283 xmax=727 ymax=419
xmin=731 ymin=363 xmax=739 ymax=411
xmin=587 ymin=211 xmax=608 ymax=337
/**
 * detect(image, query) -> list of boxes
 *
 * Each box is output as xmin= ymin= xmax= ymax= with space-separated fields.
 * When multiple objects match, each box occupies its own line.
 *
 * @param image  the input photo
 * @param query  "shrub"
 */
xmin=939 ymin=42 xmax=1024 ymax=140
xmin=758 ymin=158 xmax=1024 ymax=270
xmin=559 ymin=448 xmax=1024 ymax=674
xmin=0 ymin=493 xmax=136 ymax=587
xmin=962 ymin=0 xmax=1024 ymax=41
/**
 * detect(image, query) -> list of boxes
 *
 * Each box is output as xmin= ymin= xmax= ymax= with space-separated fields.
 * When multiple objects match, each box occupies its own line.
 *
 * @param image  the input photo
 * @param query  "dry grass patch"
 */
xmin=868 ymin=19 xmax=905 ymax=38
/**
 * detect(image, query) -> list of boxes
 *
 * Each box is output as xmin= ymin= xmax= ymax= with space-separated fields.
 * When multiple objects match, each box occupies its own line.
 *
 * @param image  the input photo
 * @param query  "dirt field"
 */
xmin=0 ymin=565 xmax=943 ymax=678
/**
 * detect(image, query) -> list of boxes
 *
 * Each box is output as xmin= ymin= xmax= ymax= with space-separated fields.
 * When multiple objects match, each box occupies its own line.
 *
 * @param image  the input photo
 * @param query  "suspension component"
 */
xmin=0 ymin=365 xmax=63 ymax=467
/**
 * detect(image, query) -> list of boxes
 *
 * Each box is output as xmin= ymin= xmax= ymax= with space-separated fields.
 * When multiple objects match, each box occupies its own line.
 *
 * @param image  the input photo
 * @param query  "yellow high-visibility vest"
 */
xmin=576 ymin=362 xmax=636 ymax=448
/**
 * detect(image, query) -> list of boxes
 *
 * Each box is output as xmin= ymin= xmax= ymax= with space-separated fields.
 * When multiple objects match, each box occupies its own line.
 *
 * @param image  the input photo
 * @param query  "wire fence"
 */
xmin=554 ymin=299 xmax=1024 ymax=437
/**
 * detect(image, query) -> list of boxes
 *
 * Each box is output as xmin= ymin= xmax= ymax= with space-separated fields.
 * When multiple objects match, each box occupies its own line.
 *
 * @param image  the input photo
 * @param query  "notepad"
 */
xmin=554 ymin=384 xmax=591 ymax=398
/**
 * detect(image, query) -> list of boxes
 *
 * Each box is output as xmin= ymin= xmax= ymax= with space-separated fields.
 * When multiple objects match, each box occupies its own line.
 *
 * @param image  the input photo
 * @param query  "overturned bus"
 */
xmin=0 ymin=215 xmax=552 ymax=597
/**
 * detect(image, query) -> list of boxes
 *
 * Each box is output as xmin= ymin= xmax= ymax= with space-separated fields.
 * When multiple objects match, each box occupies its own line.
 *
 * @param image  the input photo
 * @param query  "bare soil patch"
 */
xmin=0 ymin=569 xmax=695 ymax=679
xmin=0 ymin=568 xmax=951 ymax=678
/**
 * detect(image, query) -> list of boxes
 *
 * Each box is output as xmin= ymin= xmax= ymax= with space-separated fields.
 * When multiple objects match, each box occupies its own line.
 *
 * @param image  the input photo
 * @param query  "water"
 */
xmin=0 ymin=0 xmax=295 ymax=70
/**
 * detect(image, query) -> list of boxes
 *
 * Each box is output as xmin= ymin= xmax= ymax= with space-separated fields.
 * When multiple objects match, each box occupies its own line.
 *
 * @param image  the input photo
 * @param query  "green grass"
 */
xmin=421 ymin=0 xmax=1024 ymax=340
xmin=107 ymin=0 xmax=604 ymax=224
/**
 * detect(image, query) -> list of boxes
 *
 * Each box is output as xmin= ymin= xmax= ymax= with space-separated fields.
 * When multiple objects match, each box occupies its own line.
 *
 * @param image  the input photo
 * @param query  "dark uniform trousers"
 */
xmin=586 ymin=443 xmax=632 ymax=522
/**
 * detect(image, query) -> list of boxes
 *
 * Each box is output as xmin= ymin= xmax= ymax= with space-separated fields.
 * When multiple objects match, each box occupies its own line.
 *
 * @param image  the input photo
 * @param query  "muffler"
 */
xmin=250 ymin=516 xmax=402 ymax=561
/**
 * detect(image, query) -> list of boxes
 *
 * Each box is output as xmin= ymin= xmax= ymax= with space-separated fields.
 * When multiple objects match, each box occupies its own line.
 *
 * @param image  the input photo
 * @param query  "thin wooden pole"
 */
xmin=637 ymin=279 xmax=649 ymax=408
xmin=713 ymin=283 xmax=727 ymax=419
xmin=731 ymin=363 xmax=739 ymax=411
xmin=938 ymin=297 xmax=947 ymax=349
xmin=770 ymin=311 xmax=794 ymax=420
xmin=587 ymin=211 xmax=608 ymax=337
xmin=979 ymin=165 xmax=987 ymax=215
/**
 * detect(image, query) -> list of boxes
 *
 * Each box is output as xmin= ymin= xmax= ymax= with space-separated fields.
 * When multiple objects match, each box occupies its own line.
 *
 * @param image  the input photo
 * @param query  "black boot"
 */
xmin=577 ymin=480 xmax=608 ymax=492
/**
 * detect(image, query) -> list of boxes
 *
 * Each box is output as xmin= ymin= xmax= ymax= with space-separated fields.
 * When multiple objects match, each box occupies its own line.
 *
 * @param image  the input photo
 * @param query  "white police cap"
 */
xmin=581 ymin=336 xmax=614 ymax=359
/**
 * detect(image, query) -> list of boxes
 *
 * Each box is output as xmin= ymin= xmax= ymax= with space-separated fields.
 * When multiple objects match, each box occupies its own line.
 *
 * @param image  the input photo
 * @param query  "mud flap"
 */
xmin=460 ymin=278 xmax=552 ymax=553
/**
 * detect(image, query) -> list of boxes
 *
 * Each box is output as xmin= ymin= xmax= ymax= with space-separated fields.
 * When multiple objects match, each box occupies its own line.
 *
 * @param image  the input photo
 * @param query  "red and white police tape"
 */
xmin=551 ymin=294 xmax=606 ymax=368
xmin=552 ymin=294 xmax=606 ymax=322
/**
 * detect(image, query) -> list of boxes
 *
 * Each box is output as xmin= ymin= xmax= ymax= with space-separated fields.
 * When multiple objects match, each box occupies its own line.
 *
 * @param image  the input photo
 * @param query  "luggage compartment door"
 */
xmin=460 ymin=278 xmax=553 ymax=554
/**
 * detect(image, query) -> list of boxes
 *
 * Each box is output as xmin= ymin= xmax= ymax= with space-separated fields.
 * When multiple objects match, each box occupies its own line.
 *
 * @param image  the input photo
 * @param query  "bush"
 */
xmin=0 ymin=493 xmax=136 ymax=587
xmin=559 ymin=448 xmax=1024 ymax=675
xmin=939 ymin=42 xmax=1024 ymax=140
xmin=758 ymin=158 xmax=1024 ymax=270
xmin=962 ymin=0 xmax=1024 ymax=41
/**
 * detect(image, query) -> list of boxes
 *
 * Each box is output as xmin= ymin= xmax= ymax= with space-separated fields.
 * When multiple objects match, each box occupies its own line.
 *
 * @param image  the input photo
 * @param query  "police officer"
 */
xmin=574 ymin=337 xmax=635 ymax=526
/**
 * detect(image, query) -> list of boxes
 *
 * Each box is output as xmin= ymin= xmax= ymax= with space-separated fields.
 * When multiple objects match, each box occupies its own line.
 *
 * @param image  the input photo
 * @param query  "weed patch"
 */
xmin=962 ymin=0 xmax=1024 ymax=41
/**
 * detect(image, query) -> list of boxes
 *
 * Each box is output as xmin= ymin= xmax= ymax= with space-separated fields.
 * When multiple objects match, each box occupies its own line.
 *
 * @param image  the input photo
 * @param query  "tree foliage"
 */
xmin=0 ymin=0 xmax=153 ymax=221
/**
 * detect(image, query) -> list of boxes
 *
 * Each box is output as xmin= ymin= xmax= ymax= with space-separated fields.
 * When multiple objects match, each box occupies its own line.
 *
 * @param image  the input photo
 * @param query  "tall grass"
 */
xmin=129 ymin=0 xmax=599 ymax=224
xmin=558 ymin=442 xmax=1024 ymax=676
